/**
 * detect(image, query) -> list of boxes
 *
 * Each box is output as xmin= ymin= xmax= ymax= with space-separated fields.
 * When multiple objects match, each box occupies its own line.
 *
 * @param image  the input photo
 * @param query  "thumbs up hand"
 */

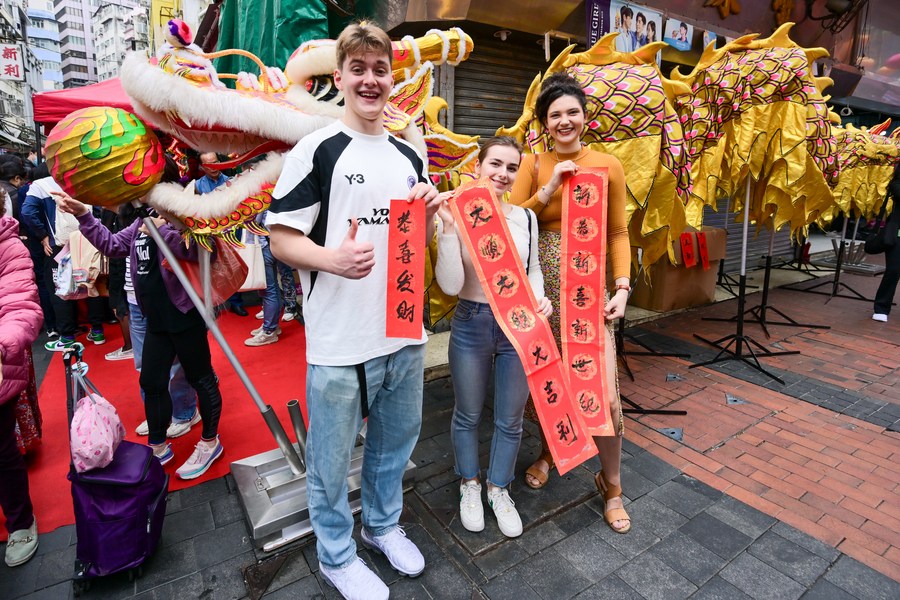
xmin=331 ymin=219 xmax=375 ymax=279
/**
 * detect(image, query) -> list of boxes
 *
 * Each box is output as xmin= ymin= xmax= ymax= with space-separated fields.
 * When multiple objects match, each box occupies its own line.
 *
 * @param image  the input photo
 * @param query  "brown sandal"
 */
xmin=594 ymin=470 xmax=632 ymax=534
xmin=524 ymin=452 xmax=555 ymax=489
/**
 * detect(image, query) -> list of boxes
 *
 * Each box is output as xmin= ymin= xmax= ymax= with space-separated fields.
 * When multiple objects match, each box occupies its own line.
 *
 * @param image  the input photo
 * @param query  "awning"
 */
xmin=0 ymin=127 xmax=29 ymax=148
xmin=32 ymin=78 xmax=134 ymax=125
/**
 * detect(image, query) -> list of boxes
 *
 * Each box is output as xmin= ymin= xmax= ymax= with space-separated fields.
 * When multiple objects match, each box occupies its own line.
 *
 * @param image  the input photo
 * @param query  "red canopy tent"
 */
xmin=32 ymin=78 xmax=133 ymax=125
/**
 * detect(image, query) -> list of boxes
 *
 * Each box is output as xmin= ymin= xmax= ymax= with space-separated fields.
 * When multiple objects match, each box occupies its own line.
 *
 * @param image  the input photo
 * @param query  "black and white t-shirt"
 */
xmin=267 ymin=121 xmax=429 ymax=366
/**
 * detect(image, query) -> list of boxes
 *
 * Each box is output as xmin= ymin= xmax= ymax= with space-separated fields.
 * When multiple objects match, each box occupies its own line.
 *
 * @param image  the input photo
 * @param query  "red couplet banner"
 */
xmin=386 ymin=199 xmax=426 ymax=339
xmin=561 ymin=169 xmax=615 ymax=437
xmin=449 ymin=180 xmax=597 ymax=474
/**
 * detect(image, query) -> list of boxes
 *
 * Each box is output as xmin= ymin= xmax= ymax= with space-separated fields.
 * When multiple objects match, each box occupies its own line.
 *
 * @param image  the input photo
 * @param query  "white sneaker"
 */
xmin=5 ymin=518 xmax=38 ymax=567
xmin=136 ymin=420 xmax=149 ymax=436
xmin=319 ymin=558 xmax=388 ymax=600
xmin=458 ymin=480 xmax=485 ymax=532
xmin=873 ymin=313 xmax=888 ymax=322
xmin=360 ymin=526 xmax=425 ymax=577
xmin=250 ymin=325 xmax=282 ymax=337
xmin=487 ymin=487 xmax=523 ymax=538
xmin=282 ymin=310 xmax=296 ymax=322
xmin=167 ymin=410 xmax=201 ymax=438
xmin=175 ymin=436 xmax=223 ymax=480
xmin=245 ymin=330 xmax=279 ymax=346
xmin=255 ymin=309 xmax=264 ymax=319
xmin=104 ymin=347 xmax=134 ymax=361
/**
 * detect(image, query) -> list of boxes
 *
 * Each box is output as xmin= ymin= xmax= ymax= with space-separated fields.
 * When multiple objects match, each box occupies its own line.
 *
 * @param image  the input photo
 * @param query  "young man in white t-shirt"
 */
xmin=267 ymin=21 xmax=439 ymax=600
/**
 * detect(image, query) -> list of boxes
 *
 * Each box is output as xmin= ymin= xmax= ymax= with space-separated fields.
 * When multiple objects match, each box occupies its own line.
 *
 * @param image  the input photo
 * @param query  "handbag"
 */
xmin=54 ymin=207 xmax=81 ymax=247
xmin=237 ymin=242 xmax=266 ymax=291
xmin=70 ymin=392 xmax=126 ymax=474
xmin=54 ymin=249 xmax=89 ymax=300
xmin=163 ymin=238 xmax=248 ymax=306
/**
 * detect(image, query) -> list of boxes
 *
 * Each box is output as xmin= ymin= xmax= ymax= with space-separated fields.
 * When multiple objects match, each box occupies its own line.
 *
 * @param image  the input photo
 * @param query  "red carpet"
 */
xmin=3 ymin=312 xmax=307 ymax=540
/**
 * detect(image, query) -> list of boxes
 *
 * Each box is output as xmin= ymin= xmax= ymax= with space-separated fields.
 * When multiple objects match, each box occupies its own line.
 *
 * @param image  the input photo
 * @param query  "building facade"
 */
xmin=27 ymin=0 xmax=62 ymax=91
xmin=91 ymin=0 xmax=140 ymax=81
xmin=54 ymin=0 xmax=96 ymax=87
xmin=1 ymin=0 xmax=40 ymax=150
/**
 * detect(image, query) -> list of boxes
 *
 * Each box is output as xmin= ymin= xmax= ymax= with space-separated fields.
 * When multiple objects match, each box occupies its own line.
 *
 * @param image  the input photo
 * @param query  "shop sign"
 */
xmin=0 ymin=44 xmax=24 ymax=82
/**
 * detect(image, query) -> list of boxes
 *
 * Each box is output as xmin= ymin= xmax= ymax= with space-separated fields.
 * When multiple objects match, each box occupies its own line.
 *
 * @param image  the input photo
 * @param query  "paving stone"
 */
xmin=679 ymin=512 xmax=753 ymax=560
xmin=210 ymin=489 xmax=246 ymax=528
xmin=573 ymin=573 xmax=644 ymax=600
xmin=262 ymin=573 xmax=324 ymax=599
xmin=554 ymin=527 xmax=628 ymax=583
xmin=706 ymin=495 xmax=776 ymax=539
xmin=512 ymin=547 xmax=592 ymax=600
xmin=160 ymin=501 xmax=215 ymax=548
xmin=192 ymin=519 xmax=254 ymax=571
xmin=442 ymin=542 xmax=488 ymax=588
xmin=419 ymin=552 xmax=479 ymax=600
xmin=649 ymin=479 xmax=717 ymax=518
xmin=624 ymin=451 xmax=680 ymax=485
xmin=552 ymin=503 xmax=601 ymax=535
xmin=590 ymin=508 xmax=661 ymax=559
xmin=614 ymin=551 xmax=698 ymax=600
xmin=799 ymin=578 xmax=858 ymax=600
xmin=173 ymin=477 xmax=230 ymax=510
xmin=823 ymin=555 xmax=900 ymax=600
xmin=260 ymin=548 xmax=311 ymax=596
xmin=748 ymin=531 xmax=830 ymax=587
xmin=689 ymin=575 xmax=754 ymax=600
xmin=619 ymin=462 xmax=659 ymax=500
xmin=672 ymin=474 xmax=724 ymax=502
xmin=473 ymin=541 xmax=530 ymax=579
xmin=0 ymin=551 xmax=43 ymax=600
xmin=18 ymin=580 xmax=76 ymax=600
xmin=481 ymin=567 xmax=541 ymax=600
xmin=131 ymin=573 xmax=204 ymax=600
xmin=34 ymin=543 xmax=77 ymax=589
xmin=770 ymin=523 xmax=840 ymax=563
xmin=133 ymin=538 xmax=198 ymax=594
xmin=622 ymin=495 xmax=689 ymax=539
xmin=719 ymin=552 xmax=806 ymax=600
xmin=649 ymin=531 xmax=729 ymax=586
xmin=514 ymin=520 xmax=567 ymax=556
xmin=33 ymin=525 xmax=73 ymax=557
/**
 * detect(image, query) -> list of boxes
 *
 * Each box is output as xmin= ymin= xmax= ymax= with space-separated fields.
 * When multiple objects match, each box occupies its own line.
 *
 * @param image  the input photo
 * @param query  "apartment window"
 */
xmin=62 ymin=35 xmax=85 ymax=46
xmin=67 ymin=22 xmax=84 ymax=31
xmin=62 ymin=64 xmax=89 ymax=75
xmin=42 ymin=60 xmax=60 ymax=70
xmin=69 ymin=50 xmax=86 ymax=59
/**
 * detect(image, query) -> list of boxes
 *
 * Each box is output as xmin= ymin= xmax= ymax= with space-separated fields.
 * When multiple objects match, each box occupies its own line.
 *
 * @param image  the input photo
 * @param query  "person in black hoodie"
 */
xmin=873 ymin=163 xmax=900 ymax=322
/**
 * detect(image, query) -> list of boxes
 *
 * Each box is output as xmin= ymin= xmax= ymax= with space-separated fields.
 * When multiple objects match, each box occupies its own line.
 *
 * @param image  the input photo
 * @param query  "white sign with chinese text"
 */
xmin=0 ymin=44 xmax=25 ymax=82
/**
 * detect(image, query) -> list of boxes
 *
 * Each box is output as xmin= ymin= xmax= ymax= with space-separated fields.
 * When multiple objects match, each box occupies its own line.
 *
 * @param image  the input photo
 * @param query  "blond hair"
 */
xmin=336 ymin=21 xmax=393 ymax=70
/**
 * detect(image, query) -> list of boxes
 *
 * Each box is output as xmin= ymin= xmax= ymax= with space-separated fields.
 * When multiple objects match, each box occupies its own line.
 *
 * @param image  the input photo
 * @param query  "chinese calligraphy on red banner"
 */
xmin=561 ymin=169 xmax=615 ymax=437
xmin=386 ymin=199 xmax=426 ymax=338
xmin=450 ymin=180 xmax=597 ymax=474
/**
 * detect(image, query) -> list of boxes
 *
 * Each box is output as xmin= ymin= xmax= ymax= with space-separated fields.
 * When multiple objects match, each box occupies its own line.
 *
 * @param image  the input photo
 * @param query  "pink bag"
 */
xmin=70 ymin=393 xmax=126 ymax=473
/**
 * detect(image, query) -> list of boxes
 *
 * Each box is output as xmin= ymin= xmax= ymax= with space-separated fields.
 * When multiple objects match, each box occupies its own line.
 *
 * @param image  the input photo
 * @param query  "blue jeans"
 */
xmin=261 ymin=241 xmax=282 ymax=333
xmin=449 ymin=300 xmax=529 ymax=488
xmin=306 ymin=343 xmax=425 ymax=569
xmin=129 ymin=302 xmax=197 ymax=421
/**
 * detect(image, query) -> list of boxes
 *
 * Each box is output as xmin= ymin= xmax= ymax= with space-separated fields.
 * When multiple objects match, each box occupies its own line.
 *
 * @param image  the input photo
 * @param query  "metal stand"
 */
xmin=138 ymin=209 xmax=416 ymax=550
xmin=615 ymin=318 xmax=689 ymax=382
xmin=705 ymin=229 xmax=829 ymax=338
xmin=715 ymin=194 xmax=757 ymax=297
xmin=782 ymin=214 xmax=879 ymax=303
xmin=690 ymin=179 xmax=799 ymax=385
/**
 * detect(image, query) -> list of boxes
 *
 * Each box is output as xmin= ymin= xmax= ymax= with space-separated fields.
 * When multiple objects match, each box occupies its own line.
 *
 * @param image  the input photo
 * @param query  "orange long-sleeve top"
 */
xmin=508 ymin=149 xmax=631 ymax=281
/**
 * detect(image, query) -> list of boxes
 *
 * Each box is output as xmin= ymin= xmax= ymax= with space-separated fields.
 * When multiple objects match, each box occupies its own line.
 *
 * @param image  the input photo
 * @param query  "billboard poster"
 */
xmin=0 ymin=44 xmax=24 ymax=82
xmin=663 ymin=19 xmax=694 ymax=52
xmin=609 ymin=2 xmax=663 ymax=54
xmin=586 ymin=0 xmax=612 ymax=47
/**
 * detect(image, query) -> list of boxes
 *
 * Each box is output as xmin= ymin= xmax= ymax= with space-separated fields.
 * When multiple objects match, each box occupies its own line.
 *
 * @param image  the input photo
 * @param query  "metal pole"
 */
xmin=735 ymin=177 xmax=752 ymax=357
xmin=139 ymin=212 xmax=304 ymax=476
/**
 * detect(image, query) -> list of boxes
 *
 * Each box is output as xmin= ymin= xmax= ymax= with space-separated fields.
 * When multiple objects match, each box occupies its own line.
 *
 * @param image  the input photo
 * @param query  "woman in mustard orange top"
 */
xmin=508 ymin=72 xmax=632 ymax=534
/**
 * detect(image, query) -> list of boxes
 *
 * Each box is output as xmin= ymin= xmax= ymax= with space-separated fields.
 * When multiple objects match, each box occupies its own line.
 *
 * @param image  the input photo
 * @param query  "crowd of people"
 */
xmin=1 ymin=19 xmax=897 ymax=600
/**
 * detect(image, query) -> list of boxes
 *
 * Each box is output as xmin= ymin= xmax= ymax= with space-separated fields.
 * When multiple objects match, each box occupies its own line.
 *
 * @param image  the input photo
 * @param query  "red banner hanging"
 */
xmin=696 ymin=231 xmax=710 ymax=270
xmin=385 ymin=199 xmax=426 ymax=339
xmin=561 ymin=169 xmax=615 ymax=437
xmin=449 ymin=180 xmax=597 ymax=474
xmin=680 ymin=232 xmax=698 ymax=268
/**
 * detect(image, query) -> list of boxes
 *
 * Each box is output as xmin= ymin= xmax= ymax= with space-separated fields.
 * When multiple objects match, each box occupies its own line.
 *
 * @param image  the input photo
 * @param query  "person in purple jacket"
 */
xmin=52 ymin=172 xmax=225 ymax=481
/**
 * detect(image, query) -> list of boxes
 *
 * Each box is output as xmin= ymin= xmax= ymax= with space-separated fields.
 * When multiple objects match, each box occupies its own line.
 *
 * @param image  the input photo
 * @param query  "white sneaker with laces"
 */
xmin=319 ymin=558 xmax=388 ymax=600
xmin=458 ymin=480 xmax=484 ymax=532
xmin=136 ymin=420 xmax=149 ymax=436
xmin=360 ymin=526 xmax=425 ymax=577
xmin=873 ymin=313 xmax=888 ymax=322
xmin=255 ymin=309 xmax=264 ymax=319
xmin=245 ymin=330 xmax=279 ymax=346
xmin=175 ymin=436 xmax=223 ymax=480
xmin=282 ymin=310 xmax=296 ymax=322
xmin=250 ymin=325 xmax=282 ymax=337
xmin=487 ymin=487 xmax=523 ymax=538
xmin=167 ymin=410 xmax=201 ymax=438
xmin=5 ymin=518 xmax=38 ymax=567
xmin=104 ymin=347 xmax=134 ymax=361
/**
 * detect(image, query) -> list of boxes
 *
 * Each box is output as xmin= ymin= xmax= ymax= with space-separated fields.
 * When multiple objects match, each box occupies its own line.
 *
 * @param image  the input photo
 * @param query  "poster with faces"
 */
xmin=663 ymin=18 xmax=694 ymax=52
xmin=609 ymin=2 xmax=663 ymax=54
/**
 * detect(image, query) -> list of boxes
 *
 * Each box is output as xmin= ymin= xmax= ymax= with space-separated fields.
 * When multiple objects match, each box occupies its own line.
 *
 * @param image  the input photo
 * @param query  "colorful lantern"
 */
xmin=44 ymin=107 xmax=165 ymax=207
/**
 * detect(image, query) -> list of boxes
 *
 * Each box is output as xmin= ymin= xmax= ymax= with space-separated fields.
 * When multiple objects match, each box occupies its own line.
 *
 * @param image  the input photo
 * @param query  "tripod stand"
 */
xmin=615 ymin=317 xmax=690 ymax=382
xmin=704 ymin=227 xmax=830 ymax=338
xmin=714 ymin=195 xmax=758 ymax=297
xmin=690 ymin=178 xmax=799 ymax=385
